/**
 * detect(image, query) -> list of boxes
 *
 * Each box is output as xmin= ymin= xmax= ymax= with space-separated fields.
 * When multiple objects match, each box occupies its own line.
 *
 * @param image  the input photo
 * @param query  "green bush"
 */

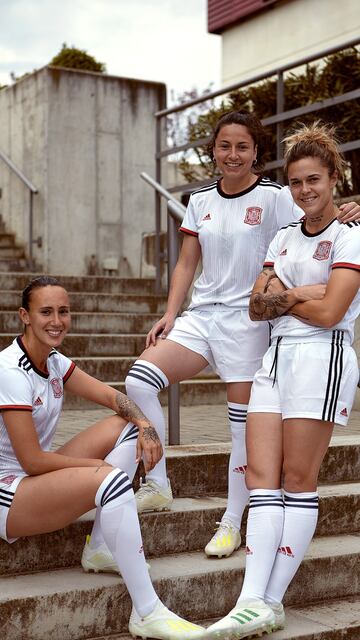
xmin=50 ymin=43 xmax=106 ymax=73
xmin=178 ymin=47 xmax=360 ymax=196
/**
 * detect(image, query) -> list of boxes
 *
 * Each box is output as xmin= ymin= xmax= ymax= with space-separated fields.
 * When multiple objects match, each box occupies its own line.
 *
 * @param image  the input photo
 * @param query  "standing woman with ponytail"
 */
xmin=206 ymin=122 xmax=360 ymax=639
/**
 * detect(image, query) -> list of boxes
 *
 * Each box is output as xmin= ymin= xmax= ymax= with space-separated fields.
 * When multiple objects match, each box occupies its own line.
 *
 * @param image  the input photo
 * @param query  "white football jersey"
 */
xmin=180 ymin=177 xmax=302 ymax=308
xmin=0 ymin=337 xmax=75 ymax=476
xmin=264 ymin=219 xmax=360 ymax=343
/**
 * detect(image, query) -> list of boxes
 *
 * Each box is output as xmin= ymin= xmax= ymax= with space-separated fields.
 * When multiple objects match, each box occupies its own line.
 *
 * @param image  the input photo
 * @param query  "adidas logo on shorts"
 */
xmin=340 ymin=407 xmax=348 ymax=417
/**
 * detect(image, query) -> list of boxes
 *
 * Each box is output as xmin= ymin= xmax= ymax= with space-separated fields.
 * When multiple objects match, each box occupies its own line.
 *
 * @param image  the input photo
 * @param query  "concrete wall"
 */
xmin=221 ymin=0 xmax=360 ymax=85
xmin=0 ymin=66 xmax=166 ymax=276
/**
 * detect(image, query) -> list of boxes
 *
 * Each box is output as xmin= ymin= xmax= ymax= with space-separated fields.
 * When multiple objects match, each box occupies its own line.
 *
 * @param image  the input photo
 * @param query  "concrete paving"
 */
xmin=54 ymin=404 xmax=360 ymax=450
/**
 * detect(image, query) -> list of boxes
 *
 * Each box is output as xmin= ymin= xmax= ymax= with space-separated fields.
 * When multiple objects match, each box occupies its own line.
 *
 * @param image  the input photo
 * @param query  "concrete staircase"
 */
xmin=1 ymin=439 xmax=360 ymax=638
xmin=1 ymin=270 xmax=360 ymax=638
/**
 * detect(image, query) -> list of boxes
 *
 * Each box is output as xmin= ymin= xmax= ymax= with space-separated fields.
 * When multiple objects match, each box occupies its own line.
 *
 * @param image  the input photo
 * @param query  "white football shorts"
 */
xmin=248 ymin=339 xmax=358 ymax=425
xmin=0 ymin=473 xmax=26 ymax=543
xmin=166 ymin=304 xmax=271 ymax=382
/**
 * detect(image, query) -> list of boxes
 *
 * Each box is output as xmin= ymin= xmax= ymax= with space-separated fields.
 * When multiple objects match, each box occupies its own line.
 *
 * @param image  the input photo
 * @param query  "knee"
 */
xmin=125 ymin=360 xmax=166 ymax=398
xmin=245 ymin=464 xmax=281 ymax=490
xmin=283 ymin=464 xmax=318 ymax=492
xmin=95 ymin=467 xmax=132 ymax=508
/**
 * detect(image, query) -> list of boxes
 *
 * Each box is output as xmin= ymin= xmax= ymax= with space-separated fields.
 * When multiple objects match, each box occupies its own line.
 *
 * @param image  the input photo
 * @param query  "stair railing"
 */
xmin=141 ymin=171 xmax=185 ymax=445
xmin=0 ymin=149 xmax=39 ymax=268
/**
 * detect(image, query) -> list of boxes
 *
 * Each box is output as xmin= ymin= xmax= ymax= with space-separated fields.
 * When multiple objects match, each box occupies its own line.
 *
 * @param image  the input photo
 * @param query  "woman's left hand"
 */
xmin=337 ymin=201 xmax=360 ymax=223
xmin=136 ymin=423 xmax=163 ymax=472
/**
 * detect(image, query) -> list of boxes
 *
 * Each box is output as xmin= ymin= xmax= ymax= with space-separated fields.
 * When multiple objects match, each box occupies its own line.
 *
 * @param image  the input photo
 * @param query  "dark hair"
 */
xmin=283 ymin=121 xmax=346 ymax=181
xmin=21 ymin=276 xmax=63 ymax=310
xmin=208 ymin=110 xmax=266 ymax=172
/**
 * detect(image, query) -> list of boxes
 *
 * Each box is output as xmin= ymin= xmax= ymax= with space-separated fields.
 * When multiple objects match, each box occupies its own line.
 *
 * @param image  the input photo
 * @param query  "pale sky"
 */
xmin=0 ymin=0 xmax=221 ymax=101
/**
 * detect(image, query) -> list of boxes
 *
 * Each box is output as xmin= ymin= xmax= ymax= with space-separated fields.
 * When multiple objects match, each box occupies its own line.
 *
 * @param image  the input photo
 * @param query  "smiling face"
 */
xmin=19 ymin=285 xmax=71 ymax=351
xmin=213 ymin=123 xmax=257 ymax=189
xmin=287 ymin=156 xmax=337 ymax=224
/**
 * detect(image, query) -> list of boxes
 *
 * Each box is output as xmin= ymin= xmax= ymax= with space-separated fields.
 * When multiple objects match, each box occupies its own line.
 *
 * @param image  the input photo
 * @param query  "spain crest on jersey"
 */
xmin=50 ymin=377 xmax=63 ymax=398
xmin=313 ymin=240 xmax=332 ymax=261
xmin=244 ymin=206 xmax=262 ymax=225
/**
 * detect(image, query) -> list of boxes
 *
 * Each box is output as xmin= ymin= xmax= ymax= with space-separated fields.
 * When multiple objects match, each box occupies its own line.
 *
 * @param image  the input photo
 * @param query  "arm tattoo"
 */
xmin=142 ymin=425 xmax=160 ymax=443
xmin=115 ymin=392 xmax=150 ymax=425
xmin=249 ymin=291 xmax=291 ymax=320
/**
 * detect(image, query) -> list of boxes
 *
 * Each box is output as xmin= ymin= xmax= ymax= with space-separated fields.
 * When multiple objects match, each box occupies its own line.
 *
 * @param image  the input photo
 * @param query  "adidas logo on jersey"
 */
xmin=34 ymin=397 xmax=43 ymax=406
xmin=233 ymin=465 xmax=247 ymax=474
xmin=340 ymin=407 xmax=348 ymax=417
xmin=202 ymin=213 xmax=211 ymax=221
xmin=278 ymin=546 xmax=294 ymax=557
xmin=280 ymin=249 xmax=287 ymax=256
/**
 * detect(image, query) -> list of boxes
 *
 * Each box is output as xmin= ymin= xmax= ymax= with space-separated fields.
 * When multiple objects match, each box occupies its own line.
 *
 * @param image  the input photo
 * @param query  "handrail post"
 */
xmin=155 ymin=117 xmax=162 ymax=293
xmin=276 ymin=70 xmax=284 ymax=184
xmin=167 ymin=205 xmax=180 ymax=444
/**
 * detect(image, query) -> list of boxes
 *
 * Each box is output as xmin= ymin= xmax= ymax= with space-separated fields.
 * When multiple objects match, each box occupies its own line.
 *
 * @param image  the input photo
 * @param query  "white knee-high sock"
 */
xmin=239 ymin=489 xmax=284 ymax=602
xmin=96 ymin=468 xmax=158 ymax=617
xmin=222 ymin=403 xmax=249 ymax=529
xmin=90 ymin=422 xmax=139 ymax=549
xmin=125 ymin=359 xmax=169 ymax=488
xmin=265 ymin=491 xmax=319 ymax=604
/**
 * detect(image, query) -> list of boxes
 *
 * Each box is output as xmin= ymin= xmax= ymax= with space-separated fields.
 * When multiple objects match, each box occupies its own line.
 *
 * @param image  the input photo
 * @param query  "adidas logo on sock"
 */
xmin=340 ymin=407 xmax=348 ymax=417
xmin=202 ymin=213 xmax=211 ymax=221
xmin=278 ymin=546 xmax=294 ymax=557
xmin=233 ymin=465 xmax=247 ymax=474
xmin=34 ymin=397 xmax=43 ymax=406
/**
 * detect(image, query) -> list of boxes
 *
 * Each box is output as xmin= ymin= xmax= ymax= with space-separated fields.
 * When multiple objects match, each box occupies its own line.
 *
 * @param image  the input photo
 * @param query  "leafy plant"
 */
xmin=175 ymin=47 xmax=360 ymax=196
xmin=50 ymin=43 xmax=106 ymax=73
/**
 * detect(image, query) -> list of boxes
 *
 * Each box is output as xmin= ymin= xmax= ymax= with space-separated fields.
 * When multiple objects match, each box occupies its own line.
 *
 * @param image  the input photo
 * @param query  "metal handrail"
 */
xmin=155 ymin=36 xmax=360 ymax=118
xmin=140 ymin=172 xmax=186 ymax=444
xmin=0 ymin=148 xmax=39 ymax=268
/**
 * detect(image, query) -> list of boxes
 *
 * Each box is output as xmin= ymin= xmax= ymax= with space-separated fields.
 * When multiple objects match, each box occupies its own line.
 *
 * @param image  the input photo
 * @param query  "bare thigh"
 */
xmin=139 ymin=339 xmax=208 ymax=384
xmin=226 ymin=381 xmax=252 ymax=405
xmin=57 ymin=415 xmax=128 ymax=459
xmin=7 ymin=465 xmax=114 ymax=538
xmin=245 ymin=412 xmax=283 ymax=489
xmin=283 ymin=418 xmax=334 ymax=492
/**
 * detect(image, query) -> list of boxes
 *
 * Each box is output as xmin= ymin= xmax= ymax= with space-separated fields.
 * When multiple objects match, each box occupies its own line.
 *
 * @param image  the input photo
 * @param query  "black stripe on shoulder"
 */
xmin=345 ymin=221 xmax=360 ymax=228
xmin=280 ymin=220 xmax=303 ymax=230
xmin=192 ymin=182 xmax=217 ymax=195
xmin=259 ymin=177 xmax=282 ymax=191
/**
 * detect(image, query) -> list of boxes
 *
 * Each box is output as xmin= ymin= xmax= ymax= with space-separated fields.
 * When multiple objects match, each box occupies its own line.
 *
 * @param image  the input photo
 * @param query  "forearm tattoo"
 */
xmin=263 ymin=270 xmax=278 ymax=293
xmin=115 ymin=392 xmax=149 ymax=425
xmin=249 ymin=291 xmax=291 ymax=320
xmin=142 ymin=425 xmax=160 ymax=443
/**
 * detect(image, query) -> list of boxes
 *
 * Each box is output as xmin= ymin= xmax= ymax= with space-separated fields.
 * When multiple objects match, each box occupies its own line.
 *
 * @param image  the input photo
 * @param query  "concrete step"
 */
xmin=0 ymin=290 xmax=167 ymax=314
xmin=1 ymin=535 xmax=360 ymax=639
xmin=0 ymin=333 xmax=148 ymax=357
xmin=0 ymin=258 xmax=30 ymax=272
xmin=0 ymin=233 xmax=15 ymax=247
xmin=64 ymin=379 xmax=227 ymax=408
xmin=2 ymin=483 xmax=360 ymax=577
xmin=0 ymin=272 xmax=158 ymax=294
xmin=0 ymin=311 xmax=160 ymax=334
xmin=49 ymin=596 xmax=360 ymax=640
xmin=0 ymin=245 xmax=25 ymax=258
